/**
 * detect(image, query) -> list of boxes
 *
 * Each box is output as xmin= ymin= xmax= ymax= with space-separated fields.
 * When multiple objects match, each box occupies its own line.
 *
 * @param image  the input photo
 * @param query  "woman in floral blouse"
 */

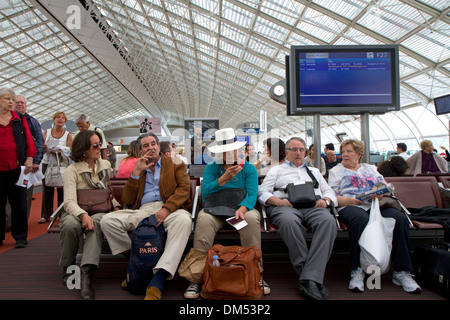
xmin=328 ymin=139 xmax=420 ymax=295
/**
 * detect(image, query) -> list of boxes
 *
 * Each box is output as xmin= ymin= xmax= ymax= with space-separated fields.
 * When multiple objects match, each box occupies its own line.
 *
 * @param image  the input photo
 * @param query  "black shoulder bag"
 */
xmin=276 ymin=166 xmax=320 ymax=209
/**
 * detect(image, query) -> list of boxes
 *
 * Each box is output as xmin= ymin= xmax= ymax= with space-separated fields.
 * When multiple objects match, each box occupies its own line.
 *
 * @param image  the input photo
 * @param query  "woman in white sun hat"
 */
xmin=183 ymin=128 xmax=270 ymax=299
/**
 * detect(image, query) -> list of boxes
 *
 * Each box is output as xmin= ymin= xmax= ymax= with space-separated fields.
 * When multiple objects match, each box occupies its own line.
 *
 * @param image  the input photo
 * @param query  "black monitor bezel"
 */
xmin=287 ymin=45 xmax=400 ymax=115
xmin=434 ymin=93 xmax=450 ymax=115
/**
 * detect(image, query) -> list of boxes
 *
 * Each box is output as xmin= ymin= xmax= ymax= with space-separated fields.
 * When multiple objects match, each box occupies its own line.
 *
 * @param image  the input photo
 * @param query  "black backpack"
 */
xmin=126 ymin=215 xmax=167 ymax=294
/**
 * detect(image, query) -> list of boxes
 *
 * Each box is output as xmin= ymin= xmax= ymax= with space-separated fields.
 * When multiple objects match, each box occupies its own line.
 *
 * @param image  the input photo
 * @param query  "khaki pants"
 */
xmin=193 ymin=209 xmax=262 ymax=256
xmin=59 ymin=212 xmax=106 ymax=267
xmin=100 ymin=201 xmax=192 ymax=279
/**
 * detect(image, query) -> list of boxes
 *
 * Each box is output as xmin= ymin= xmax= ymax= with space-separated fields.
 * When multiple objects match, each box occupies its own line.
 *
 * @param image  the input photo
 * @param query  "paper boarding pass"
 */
xmin=226 ymin=216 xmax=248 ymax=230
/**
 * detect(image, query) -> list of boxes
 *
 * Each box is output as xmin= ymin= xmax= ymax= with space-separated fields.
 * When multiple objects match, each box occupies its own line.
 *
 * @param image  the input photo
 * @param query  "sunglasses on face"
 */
xmin=91 ymin=143 xmax=101 ymax=149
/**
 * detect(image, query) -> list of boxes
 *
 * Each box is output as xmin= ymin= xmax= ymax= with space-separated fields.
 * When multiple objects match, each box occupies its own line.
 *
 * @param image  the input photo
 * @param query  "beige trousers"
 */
xmin=193 ymin=209 xmax=262 ymax=255
xmin=100 ymin=201 xmax=192 ymax=279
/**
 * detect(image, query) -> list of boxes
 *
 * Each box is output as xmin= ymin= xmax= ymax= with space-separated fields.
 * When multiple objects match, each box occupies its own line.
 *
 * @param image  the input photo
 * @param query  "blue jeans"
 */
xmin=338 ymin=205 xmax=412 ymax=272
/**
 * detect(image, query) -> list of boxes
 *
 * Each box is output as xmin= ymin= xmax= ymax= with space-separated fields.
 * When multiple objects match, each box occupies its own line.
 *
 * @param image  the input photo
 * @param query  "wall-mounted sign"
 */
xmin=139 ymin=117 xmax=161 ymax=134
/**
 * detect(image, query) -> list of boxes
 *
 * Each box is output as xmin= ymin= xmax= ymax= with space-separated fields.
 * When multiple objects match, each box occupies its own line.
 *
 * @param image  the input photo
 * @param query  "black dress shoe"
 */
xmin=297 ymin=280 xmax=323 ymax=300
xmin=14 ymin=239 xmax=28 ymax=249
xmin=316 ymin=282 xmax=329 ymax=298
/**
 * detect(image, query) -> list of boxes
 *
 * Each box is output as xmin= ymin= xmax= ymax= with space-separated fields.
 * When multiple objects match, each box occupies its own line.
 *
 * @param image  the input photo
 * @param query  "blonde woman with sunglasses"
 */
xmin=59 ymin=130 xmax=121 ymax=300
xmin=39 ymin=111 xmax=73 ymax=223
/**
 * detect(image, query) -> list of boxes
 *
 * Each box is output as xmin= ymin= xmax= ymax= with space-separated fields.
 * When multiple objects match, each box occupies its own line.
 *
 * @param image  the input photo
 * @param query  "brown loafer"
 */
xmin=144 ymin=286 xmax=162 ymax=300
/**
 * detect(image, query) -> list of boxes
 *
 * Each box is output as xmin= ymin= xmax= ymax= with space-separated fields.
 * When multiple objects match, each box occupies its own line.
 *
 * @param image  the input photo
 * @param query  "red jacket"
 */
xmin=0 ymin=111 xmax=37 ymax=171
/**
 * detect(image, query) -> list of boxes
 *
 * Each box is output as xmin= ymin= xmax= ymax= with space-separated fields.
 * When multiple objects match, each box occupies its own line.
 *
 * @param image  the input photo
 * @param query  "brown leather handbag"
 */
xmin=201 ymin=244 xmax=263 ymax=300
xmin=77 ymin=188 xmax=113 ymax=215
xmin=77 ymin=170 xmax=114 ymax=215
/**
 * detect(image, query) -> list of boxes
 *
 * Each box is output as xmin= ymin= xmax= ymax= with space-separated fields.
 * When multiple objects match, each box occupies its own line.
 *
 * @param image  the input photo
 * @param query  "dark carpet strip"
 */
xmin=0 ymin=233 xmax=445 ymax=301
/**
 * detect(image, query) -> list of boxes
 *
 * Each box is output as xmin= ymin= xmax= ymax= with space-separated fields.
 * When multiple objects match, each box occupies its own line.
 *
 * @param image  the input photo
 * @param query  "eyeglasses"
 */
xmin=91 ymin=143 xmax=101 ymax=149
xmin=286 ymin=147 xmax=306 ymax=153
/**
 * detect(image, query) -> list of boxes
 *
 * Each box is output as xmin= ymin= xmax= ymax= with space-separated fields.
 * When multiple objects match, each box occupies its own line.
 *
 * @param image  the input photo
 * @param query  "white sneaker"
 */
xmin=184 ymin=282 xmax=201 ymax=299
xmin=349 ymin=268 xmax=365 ymax=292
xmin=259 ymin=279 xmax=271 ymax=295
xmin=392 ymin=271 xmax=421 ymax=293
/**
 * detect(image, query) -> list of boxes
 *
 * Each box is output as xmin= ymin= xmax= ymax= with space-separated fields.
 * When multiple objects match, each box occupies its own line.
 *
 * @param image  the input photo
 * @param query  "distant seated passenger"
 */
xmin=160 ymin=141 xmax=174 ymax=158
xmin=193 ymin=145 xmax=214 ymax=164
xmin=304 ymin=144 xmax=326 ymax=176
xmin=377 ymin=156 xmax=409 ymax=177
xmin=396 ymin=143 xmax=410 ymax=160
xmin=406 ymin=139 xmax=448 ymax=175
xmin=325 ymin=150 xmax=340 ymax=177
xmin=253 ymin=138 xmax=285 ymax=176
xmin=175 ymin=146 xmax=188 ymax=165
xmin=440 ymin=146 xmax=450 ymax=161
xmin=116 ymin=140 xmax=139 ymax=178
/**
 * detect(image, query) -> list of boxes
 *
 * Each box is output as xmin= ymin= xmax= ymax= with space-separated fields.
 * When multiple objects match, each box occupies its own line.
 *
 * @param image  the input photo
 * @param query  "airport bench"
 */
xmin=385 ymin=176 xmax=446 ymax=241
xmin=47 ymin=175 xmax=446 ymax=245
xmin=258 ymin=175 xmax=447 ymax=241
xmin=189 ymin=175 xmax=342 ymax=239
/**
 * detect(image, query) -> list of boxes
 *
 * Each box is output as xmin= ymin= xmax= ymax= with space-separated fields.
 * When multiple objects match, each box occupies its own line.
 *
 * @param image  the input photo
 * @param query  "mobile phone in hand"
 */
xmin=233 ymin=157 xmax=245 ymax=167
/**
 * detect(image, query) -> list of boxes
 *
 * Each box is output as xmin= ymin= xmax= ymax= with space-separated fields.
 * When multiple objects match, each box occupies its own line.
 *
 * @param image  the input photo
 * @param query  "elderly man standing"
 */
xmin=100 ymin=133 xmax=192 ymax=300
xmin=75 ymin=114 xmax=108 ymax=159
xmin=10 ymin=95 xmax=44 ymax=218
xmin=258 ymin=137 xmax=337 ymax=300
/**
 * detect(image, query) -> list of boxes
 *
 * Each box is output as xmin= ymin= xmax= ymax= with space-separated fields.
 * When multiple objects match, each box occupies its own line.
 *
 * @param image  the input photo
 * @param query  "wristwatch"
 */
xmin=324 ymin=198 xmax=331 ymax=206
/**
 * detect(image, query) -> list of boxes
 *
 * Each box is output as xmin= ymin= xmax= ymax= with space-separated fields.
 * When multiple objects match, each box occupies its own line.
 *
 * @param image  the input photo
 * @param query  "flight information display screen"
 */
xmin=298 ymin=51 xmax=393 ymax=105
xmin=287 ymin=45 xmax=400 ymax=115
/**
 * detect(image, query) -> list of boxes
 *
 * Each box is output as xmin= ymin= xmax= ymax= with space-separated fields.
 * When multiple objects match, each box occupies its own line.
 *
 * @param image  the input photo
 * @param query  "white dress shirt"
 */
xmin=397 ymin=152 xmax=410 ymax=160
xmin=257 ymin=160 xmax=337 ymax=206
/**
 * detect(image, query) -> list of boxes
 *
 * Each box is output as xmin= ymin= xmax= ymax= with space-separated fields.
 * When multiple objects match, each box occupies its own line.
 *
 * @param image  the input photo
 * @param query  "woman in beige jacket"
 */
xmin=60 ymin=130 xmax=120 ymax=300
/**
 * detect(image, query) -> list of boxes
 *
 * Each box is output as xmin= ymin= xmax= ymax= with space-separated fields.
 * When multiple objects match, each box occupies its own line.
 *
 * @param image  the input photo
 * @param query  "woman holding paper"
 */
xmin=39 ymin=111 xmax=73 ymax=223
xmin=327 ymin=139 xmax=420 ymax=294
xmin=182 ymin=128 xmax=269 ymax=299
xmin=0 ymin=88 xmax=36 ymax=248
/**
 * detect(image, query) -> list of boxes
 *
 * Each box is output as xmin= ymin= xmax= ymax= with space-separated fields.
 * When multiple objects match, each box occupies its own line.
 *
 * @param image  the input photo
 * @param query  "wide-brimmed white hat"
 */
xmin=207 ymin=128 xmax=246 ymax=153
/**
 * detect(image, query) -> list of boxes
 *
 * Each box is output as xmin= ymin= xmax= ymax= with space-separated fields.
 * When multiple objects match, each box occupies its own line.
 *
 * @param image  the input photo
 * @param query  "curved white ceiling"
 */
xmin=1 ymin=0 xmax=449 ymax=153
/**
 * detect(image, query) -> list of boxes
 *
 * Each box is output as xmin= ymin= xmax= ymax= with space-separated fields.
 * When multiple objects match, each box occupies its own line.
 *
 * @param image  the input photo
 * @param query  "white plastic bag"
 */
xmin=45 ymin=153 xmax=65 ymax=187
xmin=358 ymin=198 xmax=396 ymax=274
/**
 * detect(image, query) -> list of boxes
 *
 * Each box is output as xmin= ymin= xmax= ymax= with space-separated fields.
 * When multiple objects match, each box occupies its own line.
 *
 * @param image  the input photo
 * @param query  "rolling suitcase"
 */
xmin=413 ymin=242 xmax=450 ymax=299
